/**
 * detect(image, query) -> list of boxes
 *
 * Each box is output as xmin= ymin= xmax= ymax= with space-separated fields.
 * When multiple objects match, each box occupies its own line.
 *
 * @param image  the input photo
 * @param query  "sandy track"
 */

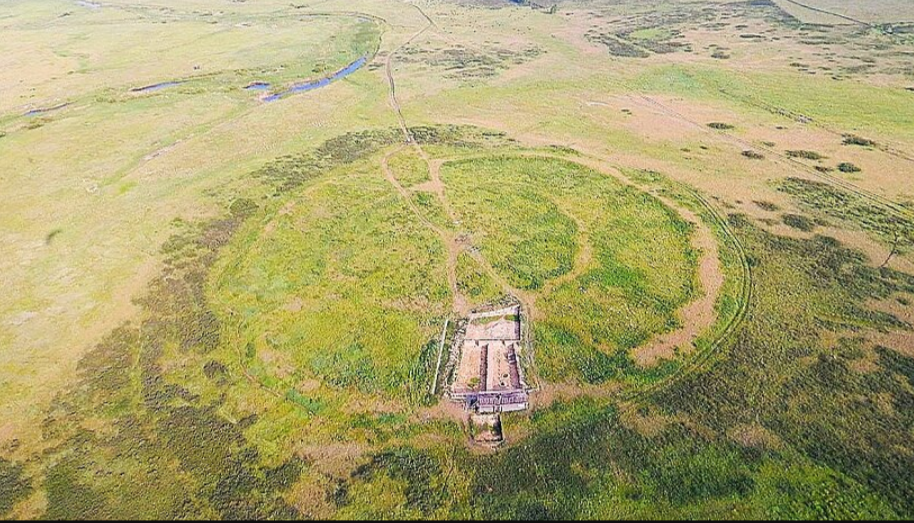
xmin=777 ymin=0 xmax=871 ymax=26
xmin=380 ymin=5 xmax=475 ymax=316
xmin=632 ymin=191 xmax=723 ymax=366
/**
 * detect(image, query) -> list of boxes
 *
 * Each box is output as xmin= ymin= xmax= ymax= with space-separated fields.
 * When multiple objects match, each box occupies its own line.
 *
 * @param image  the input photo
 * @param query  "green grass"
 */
xmin=630 ymin=64 xmax=914 ymax=140
xmin=652 ymin=215 xmax=914 ymax=516
xmin=9 ymin=129 xmax=483 ymax=520
xmin=441 ymin=156 xmax=698 ymax=384
xmin=411 ymin=191 xmax=451 ymax=231
xmin=628 ymin=27 xmax=673 ymax=42
xmin=213 ymin=158 xmax=450 ymax=401
xmin=33 ymin=201 xmax=305 ymax=520
xmin=388 ymin=147 xmax=431 ymax=188
xmin=455 ymin=251 xmax=504 ymax=308
xmin=447 ymin=179 xmax=577 ymax=291
xmin=8 ymin=102 xmax=914 ymax=521
xmin=5 ymin=0 xmax=914 ymax=517
xmin=13 ymin=132 xmax=739 ymax=519
xmin=0 ymin=1 xmax=387 ymax=452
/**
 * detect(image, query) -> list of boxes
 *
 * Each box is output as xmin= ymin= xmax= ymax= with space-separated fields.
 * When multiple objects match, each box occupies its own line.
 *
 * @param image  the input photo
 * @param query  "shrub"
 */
xmin=842 ymin=134 xmax=876 ymax=147
xmin=787 ymin=150 xmax=825 ymax=160
xmin=0 ymin=459 xmax=31 ymax=516
xmin=753 ymin=200 xmax=780 ymax=212
xmin=742 ymin=150 xmax=764 ymax=159
xmin=782 ymin=213 xmax=816 ymax=232
xmin=838 ymin=162 xmax=862 ymax=173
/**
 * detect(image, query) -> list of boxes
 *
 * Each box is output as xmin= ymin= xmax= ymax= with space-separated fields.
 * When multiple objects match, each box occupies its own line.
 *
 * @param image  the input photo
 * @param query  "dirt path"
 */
xmin=381 ymin=146 xmax=469 ymax=316
xmin=384 ymin=6 xmax=434 ymax=142
xmin=430 ymin=159 xmax=540 ymax=317
xmin=541 ymin=154 xmax=725 ymax=367
xmin=434 ymin=151 xmax=727 ymax=367
xmin=539 ymin=206 xmax=594 ymax=297
xmin=380 ymin=6 xmax=517 ymax=319
xmin=632 ymin=192 xmax=723 ymax=366
xmin=379 ymin=6 xmax=472 ymax=315
xmin=381 ymin=146 xmax=535 ymax=320
xmin=426 ymin=158 xmax=462 ymax=224
xmin=378 ymin=7 xmax=728 ymax=386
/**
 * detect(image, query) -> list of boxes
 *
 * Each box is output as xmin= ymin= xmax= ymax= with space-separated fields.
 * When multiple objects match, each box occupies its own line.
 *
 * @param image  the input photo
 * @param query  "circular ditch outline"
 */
xmin=421 ymin=150 xmax=751 ymax=402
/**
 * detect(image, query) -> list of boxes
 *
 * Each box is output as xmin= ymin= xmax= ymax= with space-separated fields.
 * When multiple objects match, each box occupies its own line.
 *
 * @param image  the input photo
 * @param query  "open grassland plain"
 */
xmin=2 ymin=0 xmax=914 ymax=519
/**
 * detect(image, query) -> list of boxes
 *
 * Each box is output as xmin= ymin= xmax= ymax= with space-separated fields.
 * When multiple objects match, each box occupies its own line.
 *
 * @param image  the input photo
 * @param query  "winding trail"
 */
xmin=426 ymin=159 xmax=459 ymax=223
xmin=378 ymin=3 xmax=531 ymax=320
xmin=380 ymin=146 xmax=469 ymax=316
xmin=632 ymin=191 xmax=723 ymax=366
xmin=430 ymin=157 xmax=539 ymax=320
xmin=379 ymin=8 xmax=469 ymax=315
xmin=384 ymin=5 xmax=435 ymax=142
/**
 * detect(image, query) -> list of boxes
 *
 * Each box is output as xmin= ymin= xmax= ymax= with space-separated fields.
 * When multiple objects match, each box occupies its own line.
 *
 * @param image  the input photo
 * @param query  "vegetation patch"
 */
xmin=388 ymin=147 xmax=431 ymax=188
xmin=842 ymin=134 xmax=877 ymax=147
xmin=399 ymin=43 xmax=542 ymax=80
xmin=777 ymin=177 xmax=914 ymax=250
xmin=786 ymin=149 xmax=825 ymax=160
xmin=742 ymin=150 xmax=764 ymax=159
xmin=37 ymin=197 xmax=308 ymax=519
xmin=782 ymin=213 xmax=816 ymax=232
xmin=618 ymin=27 xmax=691 ymax=54
xmin=838 ymin=162 xmax=862 ymax=173
xmin=754 ymin=200 xmax=780 ymax=212
xmin=0 ymin=459 xmax=31 ymax=516
xmin=27 ymin=127 xmax=504 ymax=519
xmin=339 ymin=207 xmax=914 ymax=518
xmin=655 ymin=217 xmax=914 ymax=517
xmin=711 ymin=49 xmax=731 ymax=59
xmin=255 ymin=125 xmax=513 ymax=192
xmin=215 ymin=158 xmax=450 ymax=400
xmin=585 ymin=32 xmax=650 ymax=58
xmin=456 ymin=252 xmax=504 ymax=308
